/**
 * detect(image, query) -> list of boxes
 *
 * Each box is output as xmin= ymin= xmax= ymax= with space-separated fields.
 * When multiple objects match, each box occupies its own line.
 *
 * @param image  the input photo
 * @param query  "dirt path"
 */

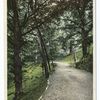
xmin=40 ymin=62 xmax=93 ymax=100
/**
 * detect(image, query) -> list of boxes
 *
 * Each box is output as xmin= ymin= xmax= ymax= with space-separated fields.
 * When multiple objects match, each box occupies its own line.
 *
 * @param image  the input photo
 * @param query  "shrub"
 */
xmin=76 ymin=54 xmax=93 ymax=73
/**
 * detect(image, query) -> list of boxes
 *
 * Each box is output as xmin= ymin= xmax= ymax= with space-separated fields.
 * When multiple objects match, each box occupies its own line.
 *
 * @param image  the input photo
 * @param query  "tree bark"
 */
xmin=37 ymin=28 xmax=51 ymax=71
xmin=69 ymin=41 xmax=73 ymax=54
xmin=36 ymin=32 xmax=49 ymax=78
xmin=13 ymin=43 xmax=22 ymax=100
xmin=41 ymin=38 xmax=51 ymax=72
xmin=12 ymin=0 xmax=23 ymax=99
xmin=81 ymin=29 xmax=88 ymax=57
xmin=77 ymin=3 xmax=89 ymax=57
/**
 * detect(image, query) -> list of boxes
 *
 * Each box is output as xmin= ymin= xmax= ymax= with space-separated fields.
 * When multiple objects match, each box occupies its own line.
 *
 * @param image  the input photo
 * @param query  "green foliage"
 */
xmin=8 ymin=65 xmax=47 ymax=100
xmin=88 ymin=44 xmax=93 ymax=55
xmin=61 ymin=50 xmax=83 ymax=64
xmin=61 ymin=48 xmax=93 ymax=73
xmin=76 ymin=54 xmax=93 ymax=73
xmin=62 ymin=54 xmax=74 ymax=64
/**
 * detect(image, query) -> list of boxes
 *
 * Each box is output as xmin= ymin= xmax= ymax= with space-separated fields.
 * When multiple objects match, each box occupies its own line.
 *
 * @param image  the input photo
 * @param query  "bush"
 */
xmin=76 ymin=54 xmax=93 ymax=73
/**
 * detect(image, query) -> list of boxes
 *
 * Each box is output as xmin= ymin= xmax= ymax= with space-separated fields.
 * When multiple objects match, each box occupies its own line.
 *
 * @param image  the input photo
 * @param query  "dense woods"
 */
xmin=7 ymin=0 xmax=93 ymax=100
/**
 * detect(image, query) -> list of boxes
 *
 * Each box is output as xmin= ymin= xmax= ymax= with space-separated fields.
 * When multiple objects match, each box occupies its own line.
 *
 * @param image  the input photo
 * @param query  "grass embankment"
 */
xmin=61 ymin=45 xmax=93 ymax=73
xmin=8 ymin=65 xmax=47 ymax=100
xmin=61 ymin=50 xmax=82 ymax=64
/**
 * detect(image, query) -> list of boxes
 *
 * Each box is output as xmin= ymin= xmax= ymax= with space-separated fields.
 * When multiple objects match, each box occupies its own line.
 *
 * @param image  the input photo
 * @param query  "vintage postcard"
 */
xmin=0 ymin=0 xmax=96 ymax=100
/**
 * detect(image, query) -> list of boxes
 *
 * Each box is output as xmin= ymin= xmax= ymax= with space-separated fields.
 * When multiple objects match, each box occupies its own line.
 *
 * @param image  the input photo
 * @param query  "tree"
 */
xmin=8 ymin=0 xmax=71 ymax=99
xmin=57 ymin=0 xmax=93 ymax=57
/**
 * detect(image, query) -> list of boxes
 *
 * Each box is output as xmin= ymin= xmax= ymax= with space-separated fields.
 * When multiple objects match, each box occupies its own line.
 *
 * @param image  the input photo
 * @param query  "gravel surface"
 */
xmin=40 ymin=62 xmax=93 ymax=100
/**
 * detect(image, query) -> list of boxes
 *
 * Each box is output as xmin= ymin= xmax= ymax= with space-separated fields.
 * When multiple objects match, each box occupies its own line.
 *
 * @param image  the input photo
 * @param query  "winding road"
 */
xmin=40 ymin=62 xmax=93 ymax=100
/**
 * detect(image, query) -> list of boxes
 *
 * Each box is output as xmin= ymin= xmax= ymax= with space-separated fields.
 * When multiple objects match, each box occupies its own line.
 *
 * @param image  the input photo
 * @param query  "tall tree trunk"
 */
xmin=36 ymin=33 xmax=49 ymax=78
xmin=81 ymin=30 xmax=88 ymax=57
xmin=77 ymin=4 xmax=88 ymax=57
xmin=33 ymin=7 xmax=50 ymax=76
xmin=37 ymin=28 xmax=51 ymax=71
xmin=41 ymin=39 xmax=51 ymax=71
xmin=69 ymin=41 xmax=73 ymax=54
xmin=73 ymin=51 xmax=77 ymax=67
xmin=12 ymin=0 xmax=23 ymax=99
xmin=13 ymin=43 xmax=22 ymax=100
xmin=39 ymin=39 xmax=49 ymax=78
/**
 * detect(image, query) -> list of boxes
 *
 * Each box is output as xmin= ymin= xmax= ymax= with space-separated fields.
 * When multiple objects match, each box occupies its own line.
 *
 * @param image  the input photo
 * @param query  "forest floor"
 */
xmin=40 ymin=62 xmax=93 ymax=100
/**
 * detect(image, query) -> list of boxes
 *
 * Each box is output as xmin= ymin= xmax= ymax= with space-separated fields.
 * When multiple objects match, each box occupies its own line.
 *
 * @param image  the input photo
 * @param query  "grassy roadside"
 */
xmin=8 ymin=65 xmax=47 ymax=100
xmin=61 ymin=50 xmax=83 ymax=64
xmin=61 ymin=45 xmax=93 ymax=73
xmin=8 ymin=62 xmax=56 ymax=100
